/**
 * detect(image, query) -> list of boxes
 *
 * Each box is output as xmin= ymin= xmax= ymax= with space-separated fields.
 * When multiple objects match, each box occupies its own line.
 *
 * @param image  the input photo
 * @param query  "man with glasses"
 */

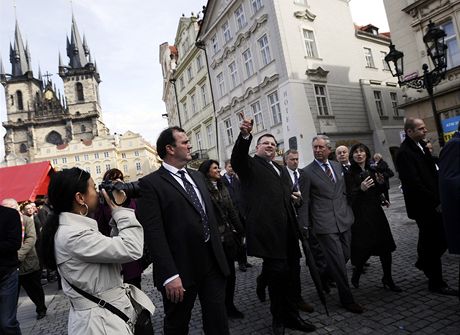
xmin=231 ymin=117 xmax=316 ymax=334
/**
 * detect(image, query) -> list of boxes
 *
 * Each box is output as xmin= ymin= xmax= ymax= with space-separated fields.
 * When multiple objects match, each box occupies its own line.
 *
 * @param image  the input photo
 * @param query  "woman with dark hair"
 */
xmin=198 ymin=159 xmax=245 ymax=319
xmin=344 ymin=143 xmax=401 ymax=292
xmin=94 ymin=168 xmax=143 ymax=289
xmin=40 ymin=167 xmax=154 ymax=334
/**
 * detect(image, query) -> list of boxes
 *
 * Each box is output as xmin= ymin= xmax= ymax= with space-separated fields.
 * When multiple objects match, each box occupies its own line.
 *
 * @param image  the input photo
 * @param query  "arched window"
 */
xmin=19 ymin=143 xmax=28 ymax=153
xmin=46 ymin=131 xmax=63 ymax=145
xmin=16 ymin=90 xmax=24 ymax=110
xmin=81 ymin=124 xmax=86 ymax=132
xmin=76 ymin=82 xmax=84 ymax=102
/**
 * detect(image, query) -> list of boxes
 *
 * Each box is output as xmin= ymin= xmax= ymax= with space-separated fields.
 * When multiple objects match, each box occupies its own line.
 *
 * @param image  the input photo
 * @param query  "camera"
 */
xmin=99 ymin=180 xmax=141 ymax=205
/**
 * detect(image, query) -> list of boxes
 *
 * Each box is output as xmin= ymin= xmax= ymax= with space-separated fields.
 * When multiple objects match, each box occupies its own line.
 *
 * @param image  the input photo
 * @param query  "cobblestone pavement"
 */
xmin=18 ymin=184 xmax=460 ymax=334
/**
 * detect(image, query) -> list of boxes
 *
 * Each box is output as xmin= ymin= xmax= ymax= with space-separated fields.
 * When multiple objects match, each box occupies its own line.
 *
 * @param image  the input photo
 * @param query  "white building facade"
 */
xmin=196 ymin=0 xmax=403 ymax=166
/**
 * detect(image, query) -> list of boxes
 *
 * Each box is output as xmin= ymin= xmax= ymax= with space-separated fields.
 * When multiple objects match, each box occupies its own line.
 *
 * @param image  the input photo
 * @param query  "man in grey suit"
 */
xmin=299 ymin=135 xmax=363 ymax=314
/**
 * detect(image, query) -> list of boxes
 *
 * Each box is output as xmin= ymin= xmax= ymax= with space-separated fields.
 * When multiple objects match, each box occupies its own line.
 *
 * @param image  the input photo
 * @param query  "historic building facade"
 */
xmin=383 ymin=0 xmax=460 ymax=150
xmin=191 ymin=0 xmax=403 ymax=167
xmin=1 ymin=17 xmax=160 ymax=180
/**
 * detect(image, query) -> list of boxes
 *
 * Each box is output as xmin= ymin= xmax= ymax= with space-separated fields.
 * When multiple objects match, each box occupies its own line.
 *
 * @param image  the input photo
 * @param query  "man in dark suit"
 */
xmin=137 ymin=126 xmax=230 ymax=334
xmin=396 ymin=118 xmax=456 ymax=295
xmin=299 ymin=135 xmax=363 ymax=314
xmin=335 ymin=145 xmax=351 ymax=174
xmin=221 ymin=159 xmax=252 ymax=272
xmin=231 ymin=117 xmax=316 ymax=334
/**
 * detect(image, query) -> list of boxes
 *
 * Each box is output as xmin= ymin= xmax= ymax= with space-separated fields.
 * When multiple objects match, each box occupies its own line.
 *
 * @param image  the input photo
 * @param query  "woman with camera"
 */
xmin=94 ymin=169 xmax=144 ymax=289
xmin=344 ymin=143 xmax=401 ymax=292
xmin=40 ymin=167 xmax=154 ymax=334
xmin=198 ymin=159 xmax=245 ymax=319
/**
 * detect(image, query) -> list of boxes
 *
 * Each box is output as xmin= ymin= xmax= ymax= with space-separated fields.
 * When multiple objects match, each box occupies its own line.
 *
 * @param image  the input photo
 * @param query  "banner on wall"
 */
xmin=442 ymin=115 xmax=460 ymax=143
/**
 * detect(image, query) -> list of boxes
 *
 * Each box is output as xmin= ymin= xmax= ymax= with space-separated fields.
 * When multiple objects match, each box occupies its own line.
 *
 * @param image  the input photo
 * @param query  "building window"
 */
xmin=84 ymin=154 xmax=89 ymax=160
xmin=303 ymin=29 xmax=318 ymax=58
xmin=196 ymin=131 xmax=202 ymax=150
xmin=258 ymin=34 xmax=272 ymax=66
xmin=251 ymin=0 xmax=263 ymax=13
xmin=314 ymin=84 xmax=330 ymax=116
xmin=182 ymin=102 xmax=188 ymax=121
xmin=294 ymin=0 xmax=308 ymax=4
xmin=75 ymin=155 xmax=80 ymax=162
xmin=374 ymin=90 xmax=384 ymax=116
xmin=16 ymin=91 xmax=24 ymax=110
xmin=242 ymin=48 xmax=254 ymax=78
xmin=228 ymin=61 xmax=239 ymax=89
xmin=222 ymin=21 xmax=232 ymax=43
xmin=122 ymin=152 xmax=127 ymax=158
xmin=80 ymin=124 xmax=86 ymax=132
xmin=201 ymin=84 xmax=208 ymax=106
xmin=20 ymin=143 xmax=27 ymax=153
xmin=179 ymin=76 xmax=185 ymax=91
xmin=251 ymin=101 xmax=265 ymax=133
xmin=187 ymin=66 xmax=193 ymax=82
xmin=211 ymin=34 xmax=219 ymax=54
xmin=52 ymin=159 xmax=58 ymax=165
xmin=440 ymin=21 xmax=460 ymax=69
xmin=191 ymin=94 xmax=197 ymax=114
xmin=62 ymin=157 xmax=67 ymax=163
xmin=268 ymin=91 xmax=282 ymax=125
xmin=136 ymin=162 xmax=142 ymax=171
xmin=135 ymin=150 xmax=139 ymax=157
xmin=235 ymin=5 xmax=247 ymax=30
xmin=123 ymin=164 xmax=128 ymax=174
xmin=85 ymin=166 xmax=91 ymax=173
xmin=390 ymin=92 xmax=399 ymax=117
xmin=76 ymin=82 xmax=84 ymax=102
xmin=96 ymin=165 xmax=101 ymax=174
xmin=206 ymin=124 xmax=215 ymax=146
xmin=217 ymin=72 xmax=226 ymax=97
xmin=105 ymin=164 xmax=111 ymax=171
xmin=104 ymin=151 xmax=109 ymax=158
xmin=196 ymin=53 xmax=204 ymax=71
xmin=94 ymin=152 xmax=99 ymax=159
xmin=364 ymin=48 xmax=375 ymax=68
xmin=381 ymin=51 xmax=390 ymax=70
xmin=181 ymin=37 xmax=190 ymax=55
xmin=224 ymin=118 xmax=234 ymax=145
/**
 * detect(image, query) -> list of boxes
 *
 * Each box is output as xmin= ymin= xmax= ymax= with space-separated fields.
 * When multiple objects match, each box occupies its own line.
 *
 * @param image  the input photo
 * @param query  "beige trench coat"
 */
xmin=55 ymin=208 xmax=152 ymax=335
xmin=18 ymin=215 xmax=40 ymax=275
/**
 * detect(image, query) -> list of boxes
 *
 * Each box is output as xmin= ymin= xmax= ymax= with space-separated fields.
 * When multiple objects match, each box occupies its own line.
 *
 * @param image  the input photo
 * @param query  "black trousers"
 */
xmin=17 ymin=270 xmax=46 ymax=314
xmin=161 ymin=244 xmax=229 ymax=335
xmin=224 ymin=251 xmax=237 ymax=309
xmin=415 ymin=211 xmax=448 ymax=289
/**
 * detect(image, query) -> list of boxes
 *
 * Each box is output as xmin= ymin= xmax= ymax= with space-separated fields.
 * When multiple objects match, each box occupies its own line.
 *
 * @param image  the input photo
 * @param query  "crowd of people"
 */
xmin=0 ymin=116 xmax=459 ymax=335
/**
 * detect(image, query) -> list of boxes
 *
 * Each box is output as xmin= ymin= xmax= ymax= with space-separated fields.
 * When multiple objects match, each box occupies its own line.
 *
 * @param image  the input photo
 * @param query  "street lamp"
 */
xmin=385 ymin=21 xmax=448 ymax=147
xmin=169 ymin=77 xmax=182 ymax=128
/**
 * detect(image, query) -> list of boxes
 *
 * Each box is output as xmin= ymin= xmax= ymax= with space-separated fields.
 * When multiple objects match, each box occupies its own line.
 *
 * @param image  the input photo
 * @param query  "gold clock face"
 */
xmin=44 ymin=90 xmax=53 ymax=100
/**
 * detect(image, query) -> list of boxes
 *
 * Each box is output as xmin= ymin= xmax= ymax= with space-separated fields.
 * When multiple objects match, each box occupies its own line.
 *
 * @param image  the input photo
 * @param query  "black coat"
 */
xmin=439 ymin=132 xmax=460 ymax=254
xmin=0 ymin=205 xmax=22 ymax=278
xmin=231 ymin=134 xmax=300 ymax=260
xmin=221 ymin=173 xmax=245 ymax=219
xmin=345 ymin=164 xmax=396 ymax=263
xmin=136 ymin=166 xmax=230 ymax=289
xmin=395 ymin=137 xmax=440 ymax=220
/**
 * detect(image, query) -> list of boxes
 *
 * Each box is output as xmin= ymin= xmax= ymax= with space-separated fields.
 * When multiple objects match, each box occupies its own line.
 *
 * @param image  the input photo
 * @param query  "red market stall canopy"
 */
xmin=0 ymin=161 xmax=54 ymax=203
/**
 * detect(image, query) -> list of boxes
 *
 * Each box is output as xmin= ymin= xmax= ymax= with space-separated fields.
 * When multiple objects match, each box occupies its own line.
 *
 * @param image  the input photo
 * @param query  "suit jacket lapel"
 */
xmin=311 ymin=161 xmax=332 ymax=185
xmin=255 ymin=155 xmax=280 ymax=178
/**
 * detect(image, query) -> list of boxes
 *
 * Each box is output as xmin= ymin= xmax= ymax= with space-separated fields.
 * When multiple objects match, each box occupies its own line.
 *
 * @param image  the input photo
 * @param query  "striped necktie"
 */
xmin=322 ymin=163 xmax=335 ymax=183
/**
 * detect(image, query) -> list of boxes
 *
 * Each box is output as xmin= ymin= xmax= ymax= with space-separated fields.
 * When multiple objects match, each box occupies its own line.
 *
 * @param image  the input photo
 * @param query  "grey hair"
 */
xmin=1 ymin=198 xmax=19 ymax=211
xmin=312 ymin=135 xmax=332 ymax=149
xmin=283 ymin=149 xmax=299 ymax=160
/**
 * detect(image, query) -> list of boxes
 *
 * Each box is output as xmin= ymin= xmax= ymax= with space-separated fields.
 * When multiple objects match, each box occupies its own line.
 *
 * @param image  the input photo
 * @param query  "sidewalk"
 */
xmin=18 ymin=184 xmax=460 ymax=334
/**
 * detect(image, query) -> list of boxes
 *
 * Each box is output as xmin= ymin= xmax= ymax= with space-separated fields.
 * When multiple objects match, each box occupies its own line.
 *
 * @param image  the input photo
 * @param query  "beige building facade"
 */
xmin=383 ymin=0 xmax=460 ymax=151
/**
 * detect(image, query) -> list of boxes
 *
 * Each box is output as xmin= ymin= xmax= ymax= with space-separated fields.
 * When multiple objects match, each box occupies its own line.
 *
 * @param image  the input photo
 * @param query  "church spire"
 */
xmin=9 ymin=20 xmax=32 ymax=77
xmin=66 ymin=14 xmax=88 ymax=69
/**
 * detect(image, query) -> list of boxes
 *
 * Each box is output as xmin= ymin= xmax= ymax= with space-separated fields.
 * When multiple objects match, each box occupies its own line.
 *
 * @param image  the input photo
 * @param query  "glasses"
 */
xmin=258 ymin=141 xmax=277 ymax=147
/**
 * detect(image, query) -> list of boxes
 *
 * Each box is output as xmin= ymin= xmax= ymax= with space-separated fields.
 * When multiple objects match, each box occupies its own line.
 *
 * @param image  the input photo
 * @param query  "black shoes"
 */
xmin=382 ymin=277 xmax=402 ymax=292
xmin=343 ymin=302 xmax=364 ymax=314
xmin=37 ymin=309 xmax=47 ymax=320
xmin=429 ymin=286 xmax=458 ymax=296
xmin=351 ymin=268 xmax=361 ymax=289
xmin=272 ymin=318 xmax=285 ymax=335
xmin=227 ymin=305 xmax=245 ymax=319
xmin=256 ymin=275 xmax=267 ymax=302
xmin=284 ymin=316 xmax=316 ymax=333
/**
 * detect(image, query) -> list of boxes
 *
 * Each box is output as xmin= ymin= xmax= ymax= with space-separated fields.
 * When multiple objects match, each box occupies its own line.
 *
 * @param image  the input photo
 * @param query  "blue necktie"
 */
xmin=178 ymin=170 xmax=210 ymax=241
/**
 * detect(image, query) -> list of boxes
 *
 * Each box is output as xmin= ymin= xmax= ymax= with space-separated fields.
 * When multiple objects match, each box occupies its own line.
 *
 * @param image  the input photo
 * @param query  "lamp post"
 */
xmin=169 ymin=77 xmax=182 ymax=128
xmin=385 ymin=21 xmax=448 ymax=147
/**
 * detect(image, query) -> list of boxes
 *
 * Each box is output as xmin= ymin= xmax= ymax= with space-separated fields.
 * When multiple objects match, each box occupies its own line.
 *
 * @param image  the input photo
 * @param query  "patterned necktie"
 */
xmin=322 ymin=163 xmax=335 ymax=183
xmin=178 ymin=170 xmax=210 ymax=241
xmin=293 ymin=170 xmax=299 ymax=192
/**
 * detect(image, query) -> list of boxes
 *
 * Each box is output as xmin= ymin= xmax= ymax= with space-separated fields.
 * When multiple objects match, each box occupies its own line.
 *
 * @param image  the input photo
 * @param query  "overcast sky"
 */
xmin=0 ymin=0 xmax=388 ymax=160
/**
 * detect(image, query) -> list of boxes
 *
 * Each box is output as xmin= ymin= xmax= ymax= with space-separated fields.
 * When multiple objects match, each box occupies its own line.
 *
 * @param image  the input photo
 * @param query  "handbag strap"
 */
xmin=63 ymin=277 xmax=130 ymax=323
